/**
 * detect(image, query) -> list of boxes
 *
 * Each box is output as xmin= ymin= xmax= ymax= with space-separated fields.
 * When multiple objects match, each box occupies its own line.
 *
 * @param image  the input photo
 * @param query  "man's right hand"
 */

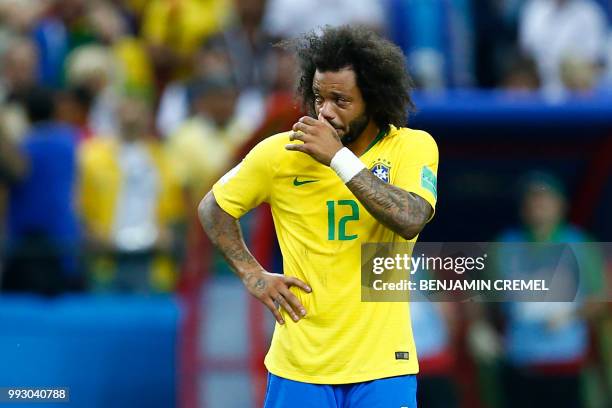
xmin=198 ymin=193 xmax=311 ymax=325
xmin=243 ymin=271 xmax=311 ymax=324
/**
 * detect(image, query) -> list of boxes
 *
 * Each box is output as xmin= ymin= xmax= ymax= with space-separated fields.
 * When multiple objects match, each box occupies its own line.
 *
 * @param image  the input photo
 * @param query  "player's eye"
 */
xmin=336 ymin=97 xmax=349 ymax=107
xmin=314 ymin=95 xmax=323 ymax=105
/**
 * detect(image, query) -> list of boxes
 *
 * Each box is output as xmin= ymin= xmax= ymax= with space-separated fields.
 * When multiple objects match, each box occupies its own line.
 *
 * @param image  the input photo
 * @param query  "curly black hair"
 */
xmin=282 ymin=25 xmax=415 ymax=130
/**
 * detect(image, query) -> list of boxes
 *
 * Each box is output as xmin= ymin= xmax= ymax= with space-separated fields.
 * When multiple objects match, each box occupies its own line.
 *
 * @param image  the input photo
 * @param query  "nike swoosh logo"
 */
xmin=293 ymin=177 xmax=319 ymax=186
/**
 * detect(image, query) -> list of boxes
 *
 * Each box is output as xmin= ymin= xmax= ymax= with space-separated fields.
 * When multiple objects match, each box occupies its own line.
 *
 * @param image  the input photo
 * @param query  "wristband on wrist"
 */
xmin=330 ymin=147 xmax=366 ymax=183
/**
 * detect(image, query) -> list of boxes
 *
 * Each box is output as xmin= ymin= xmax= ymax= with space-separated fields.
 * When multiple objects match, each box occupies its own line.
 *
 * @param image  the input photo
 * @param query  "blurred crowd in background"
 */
xmin=1 ymin=0 xmax=612 ymax=293
xmin=0 ymin=1 xmax=611 ymax=407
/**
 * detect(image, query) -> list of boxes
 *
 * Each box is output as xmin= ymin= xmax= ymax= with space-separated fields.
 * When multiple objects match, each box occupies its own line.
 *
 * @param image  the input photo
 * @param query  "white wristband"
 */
xmin=330 ymin=147 xmax=366 ymax=183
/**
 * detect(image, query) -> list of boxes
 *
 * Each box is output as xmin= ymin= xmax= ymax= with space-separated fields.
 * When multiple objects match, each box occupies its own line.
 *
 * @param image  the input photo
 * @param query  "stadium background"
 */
xmin=0 ymin=0 xmax=611 ymax=407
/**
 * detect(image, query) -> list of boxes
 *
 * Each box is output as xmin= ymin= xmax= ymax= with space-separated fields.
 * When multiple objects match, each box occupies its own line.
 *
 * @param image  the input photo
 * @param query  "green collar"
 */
xmin=360 ymin=126 xmax=388 ymax=157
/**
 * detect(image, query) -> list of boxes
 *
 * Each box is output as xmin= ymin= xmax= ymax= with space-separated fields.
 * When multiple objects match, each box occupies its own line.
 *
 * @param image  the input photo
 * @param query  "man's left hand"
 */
xmin=286 ymin=114 xmax=343 ymax=166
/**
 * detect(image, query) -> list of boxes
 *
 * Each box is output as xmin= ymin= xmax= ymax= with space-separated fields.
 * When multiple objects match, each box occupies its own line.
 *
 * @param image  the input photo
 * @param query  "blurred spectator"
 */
xmin=560 ymin=57 xmax=602 ymax=92
xmin=156 ymin=40 xmax=229 ymax=138
xmin=387 ymin=0 xmax=475 ymax=89
xmin=79 ymin=95 xmax=183 ymax=293
xmin=55 ymin=85 xmax=95 ymax=142
xmin=198 ymin=0 xmax=273 ymax=128
xmin=0 ymin=86 xmax=82 ymax=296
xmin=232 ymin=45 xmax=302 ymax=158
xmin=87 ymin=1 xmax=155 ymax=100
xmin=0 ymin=37 xmax=38 ymax=98
xmin=0 ymin=108 xmax=19 ymax=278
xmin=473 ymin=0 xmax=526 ymax=88
xmin=50 ymin=0 xmax=90 ymax=43
xmin=519 ymin=0 xmax=608 ymax=98
xmin=103 ymin=0 xmax=142 ymax=35
xmin=264 ymin=0 xmax=384 ymax=38
xmin=0 ymin=0 xmax=48 ymax=36
xmin=140 ymin=0 xmax=232 ymax=81
xmin=470 ymin=172 xmax=607 ymax=408
xmin=156 ymin=37 xmax=265 ymax=138
xmin=0 ymin=0 xmax=62 ymax=89
xmin=166 ymin=74 xmax=254 ymax=205
xmin=501 ymin=53 xmax=541 ymax=91
xmin=602 ymin=31 xmax=612 ymax=87
xmin=216 ymin=0 xmax=274 ymax=91
xmin=156 ymin=81 xmax=190 ymax=139
xmin=65 ymin=44 xmax=121 ymax=137
xmin=30 ymin=0 xmax=76 ymax=88
xmin=0 ymin=36 xmax=39 ymax=142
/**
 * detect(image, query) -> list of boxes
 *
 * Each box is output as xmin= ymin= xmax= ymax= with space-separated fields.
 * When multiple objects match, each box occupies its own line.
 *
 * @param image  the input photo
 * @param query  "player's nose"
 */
xmin=319 ymin=103 xmax=336 ymax=122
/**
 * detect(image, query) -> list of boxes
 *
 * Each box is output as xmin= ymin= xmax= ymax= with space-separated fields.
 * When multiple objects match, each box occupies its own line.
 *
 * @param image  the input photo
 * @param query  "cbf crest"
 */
xmin=369 ymin=158 xmax=391 ymax=183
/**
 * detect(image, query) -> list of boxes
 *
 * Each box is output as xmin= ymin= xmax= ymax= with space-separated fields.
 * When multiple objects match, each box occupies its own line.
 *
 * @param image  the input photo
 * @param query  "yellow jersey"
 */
xmin=212 ymin=125 xmax=439 ymax=384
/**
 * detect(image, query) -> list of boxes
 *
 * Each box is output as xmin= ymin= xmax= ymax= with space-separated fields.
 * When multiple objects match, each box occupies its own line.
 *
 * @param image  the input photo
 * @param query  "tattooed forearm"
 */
xmin=198 ymin=192 xmax=266 ymax=290
xmin=346 ymin=169 xmax=432 ymax=240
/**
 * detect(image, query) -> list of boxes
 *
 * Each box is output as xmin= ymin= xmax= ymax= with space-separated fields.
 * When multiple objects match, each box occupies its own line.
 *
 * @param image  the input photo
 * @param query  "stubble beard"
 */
xmin=340 ymin=113 xmax=370 ymax=145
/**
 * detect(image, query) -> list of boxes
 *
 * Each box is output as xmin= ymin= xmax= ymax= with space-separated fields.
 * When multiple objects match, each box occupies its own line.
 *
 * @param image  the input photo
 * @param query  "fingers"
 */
xmin=279 ymin=286 xmax=307 ymax=318
xmin=274 ymin=291 xmax=301 ymax=322
xmin=284 ymin=276 xmax=312 ymax=293
xmin=289 ymin=129 xmax=307 ymax=142
xmin=255 ymin=274 xmax=312 ymax=325
xmin=285 ymin=143 xmax=309 ymax=153
xmin=263 ymin=298 xmax=285 ymax=325
xmin=291 ymin=116 xmax=322 ymax=136
xmin=292 ymin=122 xmax=313 ymax=135
xmin=299 ymin=116 xmax=319 ymax=126
xmin=290 ymin=115 xmax=334 ymax=143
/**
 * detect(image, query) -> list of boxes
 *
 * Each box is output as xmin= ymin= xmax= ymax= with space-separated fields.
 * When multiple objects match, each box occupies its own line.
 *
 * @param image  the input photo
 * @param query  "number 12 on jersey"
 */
xmin=326 ymin=200 xmax=359 ymax=241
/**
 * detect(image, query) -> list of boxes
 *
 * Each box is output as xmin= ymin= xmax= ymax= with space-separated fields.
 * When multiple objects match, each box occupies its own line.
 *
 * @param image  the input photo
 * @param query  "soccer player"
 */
xmin=199 ymin=26 xmax=438 ymax=407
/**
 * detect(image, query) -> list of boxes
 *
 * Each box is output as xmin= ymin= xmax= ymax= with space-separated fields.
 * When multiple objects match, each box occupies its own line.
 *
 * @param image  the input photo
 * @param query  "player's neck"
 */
xmin=346 ymin=120 xmax=379 ymax=157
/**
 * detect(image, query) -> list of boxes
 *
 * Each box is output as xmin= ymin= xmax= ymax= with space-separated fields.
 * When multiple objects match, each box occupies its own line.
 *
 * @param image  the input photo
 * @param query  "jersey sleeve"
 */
xmin=211 ymin=135 xmax=279 ymax=219
xmin=392 ymin=130 xmax=439 ymax=220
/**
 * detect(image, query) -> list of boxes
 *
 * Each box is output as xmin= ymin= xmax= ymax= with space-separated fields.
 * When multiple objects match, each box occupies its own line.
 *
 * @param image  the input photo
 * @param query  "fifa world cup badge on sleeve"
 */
xmin=421 ymin=166 xmax=437 ymax=198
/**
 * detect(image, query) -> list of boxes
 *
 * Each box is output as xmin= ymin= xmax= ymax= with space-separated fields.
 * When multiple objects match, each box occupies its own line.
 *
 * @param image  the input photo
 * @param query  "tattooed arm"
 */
xmin=347 ymin=169 xmax=432 ymax=240
xmin=198 ymin=191 xmax=311 ymax=324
